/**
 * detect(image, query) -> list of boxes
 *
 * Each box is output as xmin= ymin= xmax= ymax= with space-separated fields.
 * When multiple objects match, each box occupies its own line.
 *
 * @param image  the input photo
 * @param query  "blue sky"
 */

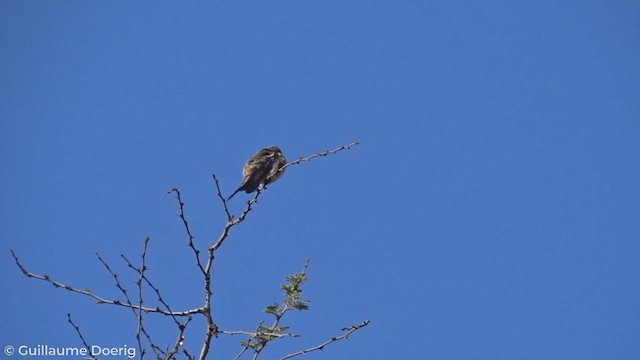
xmin=1 ymin=1 xmax=639 ymax=359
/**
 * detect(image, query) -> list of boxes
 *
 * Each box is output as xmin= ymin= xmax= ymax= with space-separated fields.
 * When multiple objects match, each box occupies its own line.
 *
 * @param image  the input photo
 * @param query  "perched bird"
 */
xmin=228 ymin=146 xmax=287 ymax=200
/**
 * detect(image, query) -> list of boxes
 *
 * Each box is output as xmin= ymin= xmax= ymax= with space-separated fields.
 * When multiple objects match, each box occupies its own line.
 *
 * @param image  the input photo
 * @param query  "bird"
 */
xmin=228 ymin=146 xmax=287 ymax=200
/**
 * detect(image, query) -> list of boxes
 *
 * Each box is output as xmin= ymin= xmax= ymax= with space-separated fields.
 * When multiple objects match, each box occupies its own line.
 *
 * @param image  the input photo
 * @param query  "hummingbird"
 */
xmin=228 ymin=146 xmax=287 ymax=200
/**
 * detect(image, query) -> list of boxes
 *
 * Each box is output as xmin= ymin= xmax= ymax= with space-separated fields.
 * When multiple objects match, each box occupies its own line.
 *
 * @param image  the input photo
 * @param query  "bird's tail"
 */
xmin=227 ymin=188 xmax=242 ymax=201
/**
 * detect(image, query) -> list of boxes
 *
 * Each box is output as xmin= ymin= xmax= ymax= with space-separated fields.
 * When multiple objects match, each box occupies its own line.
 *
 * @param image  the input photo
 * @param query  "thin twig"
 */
xmin=98 ymin=250 xmax=167 ymax=359
xmin=121 ymin=254 xmax=182 ymax=327
xmin=210 ymin=189 xmax=261 ymax=253
xmin=232 ymin=346 xmax=250 ymax=360
xmin=278 ymin=141 xmax=359 ymax=174
xmin=132 ymin=238 xmax=166 ymax=359
xmin=167 ymin=188 xmax=206 ymax=276
xmin=278 ymin=320 xmax=371 ymax=360
xmin=220 ymin=330 xmax=300 ymax=338
xmin=95 ymin=252 xmax=133 ymax=302
xmin=182 ymin=348 xmax=195 ymax=360
xmin=165 ymin=316 xmax=193 ymax=360
xmin=212 ymin=173 xmax=233 ymax=222
xmin=136 ymin=238 xmax=148 ymax=360
xmin=67 ymin=314 xmax=96 ymax=360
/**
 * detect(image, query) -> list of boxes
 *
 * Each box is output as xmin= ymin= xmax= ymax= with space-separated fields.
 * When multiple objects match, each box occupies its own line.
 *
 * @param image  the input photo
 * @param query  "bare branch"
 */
xmin=182 ymin=348 xmax=195 ymax=360
xmin=10 ymin=250 xmax=200 ymax=317
xmin=129 ymin=238 xmax=171 ymax=359
xmin=210 ymin=189 xmax=261 ymax=253
xmin=278 ymin=320 xmax=371 ymax=360
xmin=135 ymin=238 xmax=148 ymax=360
xmin=196 ymin=313 xmax=218 ymax=360
xmin=220 ymin=330 xmax=300 ymax=339
xmin=167 ymin=188 xmax=206 ymax=276
xmin=96 ymin=252 xmax=137 ymax=308
xmin=165 ymin=316 xmax=193 ymax=360
xmin=67 ymin=314 xmax=96 ymax=360
xmin=232 ymin=346 xmax=250 ymax=360
xmin=278 ymin=141 xmax=360 ymax=174
xmin=121 ymin=253 xmax=182 ymax=327
xmin=104 ymin=250 xmax=178 ymax=359
xmin=212 ymin=173 xmax=233 ymax=222
xmin=198 ymin=190 xmax=261 ymax=360
xmin=97 ymin=248 xmax=164 ymax=359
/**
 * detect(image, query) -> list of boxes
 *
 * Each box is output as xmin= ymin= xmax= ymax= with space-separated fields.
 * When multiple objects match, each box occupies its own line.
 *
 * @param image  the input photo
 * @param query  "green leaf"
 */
xmin=264 ymin=304 xmax=281 ymax=315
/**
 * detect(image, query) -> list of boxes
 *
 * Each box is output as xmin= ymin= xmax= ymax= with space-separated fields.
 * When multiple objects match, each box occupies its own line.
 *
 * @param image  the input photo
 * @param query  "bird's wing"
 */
xmin=242 ymin=158 xmax=272 ymax=193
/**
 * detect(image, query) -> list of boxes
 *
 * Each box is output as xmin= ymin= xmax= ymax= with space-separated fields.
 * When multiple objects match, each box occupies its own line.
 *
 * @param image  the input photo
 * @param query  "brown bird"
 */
xmin=228 ymin=146 xmax=287 ymax=200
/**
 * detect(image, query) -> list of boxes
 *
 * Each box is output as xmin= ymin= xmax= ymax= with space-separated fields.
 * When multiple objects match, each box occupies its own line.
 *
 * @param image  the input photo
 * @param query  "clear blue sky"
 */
xmin=2 ymin=1 xmax=639 ymax=359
